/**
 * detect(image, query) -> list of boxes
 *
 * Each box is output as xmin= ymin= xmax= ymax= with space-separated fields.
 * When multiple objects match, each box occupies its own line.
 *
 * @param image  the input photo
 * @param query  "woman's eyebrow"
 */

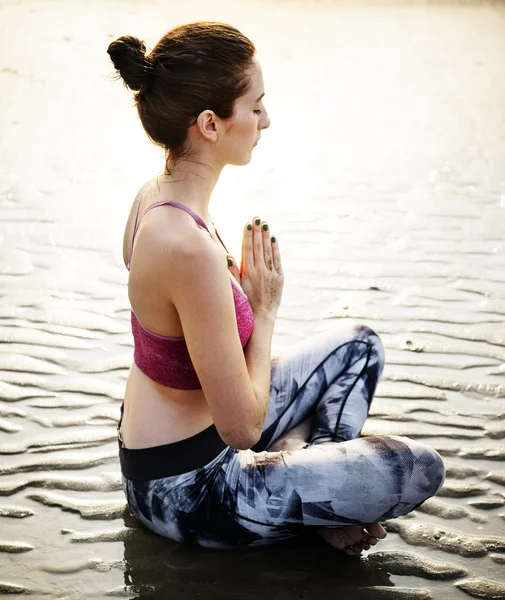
xmin=255 ymin=93 xmax=265 ymax=102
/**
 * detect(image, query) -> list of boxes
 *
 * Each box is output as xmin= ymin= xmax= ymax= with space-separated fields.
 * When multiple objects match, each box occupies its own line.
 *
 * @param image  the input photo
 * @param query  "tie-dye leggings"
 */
xmin=121 ymin=322 xmax=445 ymax=549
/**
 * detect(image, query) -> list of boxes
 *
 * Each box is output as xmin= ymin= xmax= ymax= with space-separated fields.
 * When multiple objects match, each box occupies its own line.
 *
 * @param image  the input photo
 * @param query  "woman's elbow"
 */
xmin=219 ymin=426 xmax=262 ymax=451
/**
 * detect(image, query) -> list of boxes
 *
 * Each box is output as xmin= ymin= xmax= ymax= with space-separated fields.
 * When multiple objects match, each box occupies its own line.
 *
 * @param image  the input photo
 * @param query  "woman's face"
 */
xmin=222 ymin=56 xmax=271 ymax=166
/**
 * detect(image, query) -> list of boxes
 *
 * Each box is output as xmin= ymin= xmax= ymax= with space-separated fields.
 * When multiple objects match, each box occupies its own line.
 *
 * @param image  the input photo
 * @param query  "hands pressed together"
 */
xmin=226 ymin=216 xmax=284 ymax=319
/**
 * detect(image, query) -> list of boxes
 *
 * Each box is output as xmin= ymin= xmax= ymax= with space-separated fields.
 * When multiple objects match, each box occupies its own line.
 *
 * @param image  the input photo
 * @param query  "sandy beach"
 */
xmin=1 ymin=0 xmax=505 ymax=598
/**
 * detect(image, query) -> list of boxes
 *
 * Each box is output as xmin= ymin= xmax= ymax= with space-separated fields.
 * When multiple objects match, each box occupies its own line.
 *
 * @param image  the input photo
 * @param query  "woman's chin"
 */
xmin=230 ymin=154 xmax=254 ymax=167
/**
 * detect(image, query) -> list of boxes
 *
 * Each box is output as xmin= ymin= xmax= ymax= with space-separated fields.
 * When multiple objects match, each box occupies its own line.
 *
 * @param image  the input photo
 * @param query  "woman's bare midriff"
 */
xmin=120 ymin=365 xmax=215 ymax=449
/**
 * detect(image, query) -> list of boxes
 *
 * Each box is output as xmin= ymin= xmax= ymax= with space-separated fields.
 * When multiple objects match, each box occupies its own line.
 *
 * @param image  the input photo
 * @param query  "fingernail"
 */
xmin=271 ymin=236 xmax=276 ymax=243
xmin=227 ymin=258 xmax=233 ymax=267
xmin=255 ymin=218 xmax=260 ymax=226
xmin=247 ymin=223 xmax=252 ymax=231
xmin=263 ymin=223 xmax=268 ymax=231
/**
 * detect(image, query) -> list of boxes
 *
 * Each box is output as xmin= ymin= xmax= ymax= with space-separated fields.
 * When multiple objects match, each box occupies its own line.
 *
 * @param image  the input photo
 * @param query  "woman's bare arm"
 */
xmin=242 ymin=311 xmax=276 ymax=433
xmin=162 ymin=236 xmax=264 ymax=449
xmin=153 ymin=215 xmax=283 ymax=450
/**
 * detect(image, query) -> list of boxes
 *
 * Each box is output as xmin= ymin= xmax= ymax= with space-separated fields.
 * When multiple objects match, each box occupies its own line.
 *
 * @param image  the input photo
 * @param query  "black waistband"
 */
xmin=117 ymin=404 xmax=229 ymax=480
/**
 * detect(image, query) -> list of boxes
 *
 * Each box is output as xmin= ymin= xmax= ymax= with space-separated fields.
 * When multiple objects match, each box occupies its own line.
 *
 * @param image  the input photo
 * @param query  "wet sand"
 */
xmin=1 ymin=0 xmax=505 ymax=598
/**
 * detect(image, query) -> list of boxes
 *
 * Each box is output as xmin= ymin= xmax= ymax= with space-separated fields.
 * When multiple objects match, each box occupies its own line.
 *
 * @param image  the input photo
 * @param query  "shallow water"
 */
xmin=1 ymin=0 xmax=505 ymax=598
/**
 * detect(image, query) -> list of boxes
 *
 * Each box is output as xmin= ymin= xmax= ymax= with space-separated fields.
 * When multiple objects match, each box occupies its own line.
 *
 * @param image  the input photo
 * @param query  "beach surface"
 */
xmin=1 ymin=0 xmax=505 ymax=598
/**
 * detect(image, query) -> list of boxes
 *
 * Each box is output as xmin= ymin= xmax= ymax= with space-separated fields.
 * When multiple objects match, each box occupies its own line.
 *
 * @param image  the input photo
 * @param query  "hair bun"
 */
xmin=107 ymin=35 xmax=152 ymax=91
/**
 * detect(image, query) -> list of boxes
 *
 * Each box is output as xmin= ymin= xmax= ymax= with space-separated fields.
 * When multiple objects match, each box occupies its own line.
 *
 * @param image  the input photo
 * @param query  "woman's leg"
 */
xmin=124 ymin=431 xmax=445 ymax=550
xmin=222 ymin=434 xmax=445 ymax=548
xmin=124 ymin=323 xmax=445 ymax=549
xmin=252 ymin=321 xmax=385 ymax=452
xmin=206 ymin=322 xmax=444 ymax=548
xmin=257 ymin=321 xmax=416 ymax=553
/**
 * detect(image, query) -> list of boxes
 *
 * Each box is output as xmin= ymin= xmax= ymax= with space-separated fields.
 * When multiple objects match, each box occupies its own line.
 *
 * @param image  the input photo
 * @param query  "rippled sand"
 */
xmin=1 ymin=0 xmax=505 ymax=598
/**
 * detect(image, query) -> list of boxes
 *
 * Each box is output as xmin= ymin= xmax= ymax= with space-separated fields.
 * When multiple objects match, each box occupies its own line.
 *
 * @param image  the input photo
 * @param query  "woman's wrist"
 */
xmin=253 ymin=309 xmax=277 ymax=326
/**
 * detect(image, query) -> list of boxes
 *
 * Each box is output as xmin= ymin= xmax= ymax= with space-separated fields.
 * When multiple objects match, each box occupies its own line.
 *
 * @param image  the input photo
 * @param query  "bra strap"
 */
xmin=140 ymin=201 xmax=211 ymax=234
xmin=127 ymin=181 xmax=150 ymax=270
xmin=128 ymin=197 xmax=212 ymax=270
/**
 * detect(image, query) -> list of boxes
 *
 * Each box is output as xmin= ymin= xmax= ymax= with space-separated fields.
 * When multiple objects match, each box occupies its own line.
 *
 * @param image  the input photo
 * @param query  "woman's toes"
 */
xmin=343 ymin=526 xmax=367 ymax=547
xmin=362 ymin=532 xmax=377 ymax=546
xmin=366 ymin=523 xmax=387 ymax=539
xmin=355 ymin=538 xmax=371 ymax=551
xmin=344 ymin=545 xmax=358 ymax=556
xmin=317 ymin=525 xmax=366 ymax=552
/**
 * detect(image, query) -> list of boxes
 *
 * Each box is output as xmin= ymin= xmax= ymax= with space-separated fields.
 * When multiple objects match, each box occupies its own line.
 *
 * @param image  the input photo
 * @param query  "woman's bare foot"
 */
xmin=317 ymin=525 xmax=369 ymax=556
xmin=365 ymin=522 xmax=387 ymax=541
xmin=317 ymin=523 xmax=387 ymax=556
xmin=268 ymin=415 xmax=312 ymax=452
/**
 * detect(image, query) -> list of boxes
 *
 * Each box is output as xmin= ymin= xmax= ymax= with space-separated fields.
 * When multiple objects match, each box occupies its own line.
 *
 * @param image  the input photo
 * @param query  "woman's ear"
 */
xmin=196 ymin=109 xmax=218 ymax=143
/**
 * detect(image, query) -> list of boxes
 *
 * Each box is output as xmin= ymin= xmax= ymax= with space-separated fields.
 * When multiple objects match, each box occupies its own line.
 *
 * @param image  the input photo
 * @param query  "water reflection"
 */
xmin=122 ymin=509 xmax=395 ymax=600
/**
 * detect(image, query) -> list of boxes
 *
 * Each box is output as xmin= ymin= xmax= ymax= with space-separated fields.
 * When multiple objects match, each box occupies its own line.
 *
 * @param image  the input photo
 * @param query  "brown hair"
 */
xmin=107 ymin=21 xmax=256 ymax=171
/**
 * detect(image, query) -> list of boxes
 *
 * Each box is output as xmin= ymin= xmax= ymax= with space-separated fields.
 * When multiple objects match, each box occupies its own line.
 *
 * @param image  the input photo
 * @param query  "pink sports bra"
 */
xmin=126 ymin=183 xmax=254 ymax=390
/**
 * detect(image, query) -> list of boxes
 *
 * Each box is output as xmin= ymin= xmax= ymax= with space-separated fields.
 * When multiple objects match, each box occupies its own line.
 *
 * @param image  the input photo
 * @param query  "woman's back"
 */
xmin=120 ymin=177 xmax=254 ymax=449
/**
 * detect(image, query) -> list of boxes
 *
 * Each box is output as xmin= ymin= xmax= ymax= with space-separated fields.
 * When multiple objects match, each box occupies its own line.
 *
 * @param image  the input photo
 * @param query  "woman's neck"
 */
xmin=159 ymin=158 xmax=222 ymax=223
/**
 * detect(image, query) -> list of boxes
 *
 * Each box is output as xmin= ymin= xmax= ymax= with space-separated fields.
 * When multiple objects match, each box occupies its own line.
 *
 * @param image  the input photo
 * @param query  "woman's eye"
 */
xmin=254 ymin=109 xmax=262 ymax=115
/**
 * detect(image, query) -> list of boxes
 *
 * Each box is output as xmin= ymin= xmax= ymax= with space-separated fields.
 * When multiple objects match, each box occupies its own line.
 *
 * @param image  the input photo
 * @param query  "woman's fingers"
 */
xmin=239 ymin=215 xmax=284 ymax=316
xmin=226 ymin=254 xmax=241 ymax=283
xmin=242 ymin=215 xmax=280 ymax=274
xmin=271 ymin=233 xmax=282 ymax=274
xmin=252 ymin=216 xmax=263 ymax=267
xmin=262 ymin=221 xmax=273 ymax=271
xmin=241 ymin=221 xmax=254 ymax=274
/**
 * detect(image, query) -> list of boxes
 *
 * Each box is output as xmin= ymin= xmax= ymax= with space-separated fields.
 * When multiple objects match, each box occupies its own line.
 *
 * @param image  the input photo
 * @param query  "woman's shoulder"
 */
xmin=131 ymin=224 xmax=225 ymax=311
xmin=130 ymin=205 xmax=217 ymax=280
xmin=124 ymin=175 xmax=206 ymax=267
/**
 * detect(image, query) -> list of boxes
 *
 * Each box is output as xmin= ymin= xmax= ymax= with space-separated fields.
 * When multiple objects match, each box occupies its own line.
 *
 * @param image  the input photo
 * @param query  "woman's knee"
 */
xmin=372 ymin=435 xmax=446 ymax=515
xmin=325 ymin=321 xmax=385 ymax=375
xmin=405 ymin=437 xmax=446 ymax=500
xmin=355 ymin=323 xmax=385 ymax=373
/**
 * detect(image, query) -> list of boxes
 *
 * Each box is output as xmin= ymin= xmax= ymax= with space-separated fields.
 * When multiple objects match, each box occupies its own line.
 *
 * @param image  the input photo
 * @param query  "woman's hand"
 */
xmin=229 ymin=216 xmax=283 ymax=319
xmin=226 ymin=253 xmax=242 ymax=287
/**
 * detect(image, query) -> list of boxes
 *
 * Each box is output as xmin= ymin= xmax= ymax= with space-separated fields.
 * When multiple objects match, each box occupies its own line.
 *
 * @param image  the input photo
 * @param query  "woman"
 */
xmin=107 ymin=21 xmax=445 ymax=554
